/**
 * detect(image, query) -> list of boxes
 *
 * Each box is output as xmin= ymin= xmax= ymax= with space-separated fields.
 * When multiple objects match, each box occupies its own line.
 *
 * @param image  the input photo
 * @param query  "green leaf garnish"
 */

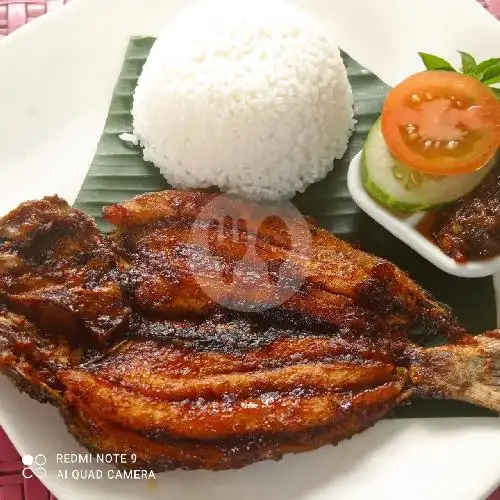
xmin=459 ymin=51 xmax=477 ymax=74
xmin=475 ymin=58 xmax=500 ymax=79
xmin=484 ymin=76 xmax=500 ymax=87
xmin=419 ymin=52 xmax=500 ymax=99
xmin=481 ymin=62 xmax=500 ymax=84
xmin=418 ymin=52 xmax=455 ymax=71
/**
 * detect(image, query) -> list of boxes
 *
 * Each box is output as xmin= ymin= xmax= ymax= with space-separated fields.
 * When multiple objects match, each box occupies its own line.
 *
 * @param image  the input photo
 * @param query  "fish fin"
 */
xmin=410 ymin=333 xmax=500 ymax=412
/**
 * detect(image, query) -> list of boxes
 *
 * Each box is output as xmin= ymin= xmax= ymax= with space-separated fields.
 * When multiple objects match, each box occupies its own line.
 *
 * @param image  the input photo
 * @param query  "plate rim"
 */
xmin=0 ymin=1 xmax=499 ymax=500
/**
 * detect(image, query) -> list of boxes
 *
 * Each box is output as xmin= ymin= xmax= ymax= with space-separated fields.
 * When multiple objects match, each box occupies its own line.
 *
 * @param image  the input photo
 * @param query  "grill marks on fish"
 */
xmin=119 ymin=217 xmax=364 ymax=299
xmin=93 ymin=333 xmax=402 ymax=379
xmin=61 ymin=366 xmax=405 ymax=440
xmin=80 ymin=335 xmax=399 ymax=403
xmin=123 ymin=309 xmax=413 ymax=374
xmin=110 ymin=191 xmax=464 ymax=341
xmin=61 ymin=311 xmax=406 ymax=449
xmin=129 ymin=313 xmax=332 ymax=354
xmin=94 ymin=362 xmax=397 ymax=402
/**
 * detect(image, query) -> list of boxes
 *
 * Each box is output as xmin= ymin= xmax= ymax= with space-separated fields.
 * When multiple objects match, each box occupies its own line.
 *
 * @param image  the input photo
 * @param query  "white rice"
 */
xmin=132 ymin=0 xmax=355 ymax=201
xmin=119 ymin=132 xmax=139 ymax=146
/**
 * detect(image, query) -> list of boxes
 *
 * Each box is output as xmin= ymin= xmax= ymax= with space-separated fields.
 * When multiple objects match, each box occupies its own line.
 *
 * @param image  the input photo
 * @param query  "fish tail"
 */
xmin=410 ymin=333 xmax=500 ymax=412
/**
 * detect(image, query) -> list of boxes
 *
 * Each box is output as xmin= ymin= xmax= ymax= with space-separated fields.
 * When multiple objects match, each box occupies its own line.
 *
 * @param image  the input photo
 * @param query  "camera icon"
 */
xmin=21 ymin=454 xmax=47 ymax=479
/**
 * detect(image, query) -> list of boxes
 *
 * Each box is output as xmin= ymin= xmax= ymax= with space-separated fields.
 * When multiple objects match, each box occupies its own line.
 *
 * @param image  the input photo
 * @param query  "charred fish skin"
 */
xmin=60 ymin=349 xmax=406 ymax=441
xmin=107 ymin=190 xmax=466 ymax=342
xmin=0 ymin=307 xmax=74 ymax=404
xmin=61 ymin=374 xmax=406 ymax=472
xmin=0 ymin=196 xmax=130 ymax=347
xmin=61 ymin=374 xmax=405 ymax=473
xmin=1 ymin=192 xmax=500 ymax=473
xmin=59 ymin=329 xmax=409 ymax=471
xmin=126 ymin=310 xmax=410 ymax=363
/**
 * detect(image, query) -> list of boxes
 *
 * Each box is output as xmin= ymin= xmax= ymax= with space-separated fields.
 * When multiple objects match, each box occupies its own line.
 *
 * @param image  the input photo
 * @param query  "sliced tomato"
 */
xmin=381 ymin=71 xmax=500 ymax=175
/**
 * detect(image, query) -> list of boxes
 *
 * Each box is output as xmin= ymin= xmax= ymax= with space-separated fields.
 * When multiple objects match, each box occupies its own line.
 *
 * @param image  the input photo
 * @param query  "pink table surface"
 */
xmin=0 ymin=1 xmax=500 ymax=499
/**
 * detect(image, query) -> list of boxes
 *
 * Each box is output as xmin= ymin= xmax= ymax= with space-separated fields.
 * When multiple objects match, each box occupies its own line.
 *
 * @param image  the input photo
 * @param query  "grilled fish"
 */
xmin=0 ymin=193 xmax=499 ymax=472
xmin=105 ymin=190 xmax=465 ymax=340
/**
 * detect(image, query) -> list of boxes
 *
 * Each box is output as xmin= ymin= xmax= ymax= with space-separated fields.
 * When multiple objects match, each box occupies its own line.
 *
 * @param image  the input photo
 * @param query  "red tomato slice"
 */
xmin=381 ymin=71 xmax=500 ymax=175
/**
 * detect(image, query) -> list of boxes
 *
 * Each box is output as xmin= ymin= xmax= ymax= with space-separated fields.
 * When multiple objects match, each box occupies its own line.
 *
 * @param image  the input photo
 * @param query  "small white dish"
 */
xmin=347 ymin=151 xmax=500 ymax=278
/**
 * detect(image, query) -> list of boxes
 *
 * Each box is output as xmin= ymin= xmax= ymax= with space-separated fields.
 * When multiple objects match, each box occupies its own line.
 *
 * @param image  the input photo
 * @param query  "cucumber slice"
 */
xmin=362 ymin=119 xmax=495 ymax=212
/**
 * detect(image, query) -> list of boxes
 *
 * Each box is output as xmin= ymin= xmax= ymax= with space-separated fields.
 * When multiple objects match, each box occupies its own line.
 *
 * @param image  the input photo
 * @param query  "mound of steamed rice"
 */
xmin=132 ymin=0 xmax=354 ymax=201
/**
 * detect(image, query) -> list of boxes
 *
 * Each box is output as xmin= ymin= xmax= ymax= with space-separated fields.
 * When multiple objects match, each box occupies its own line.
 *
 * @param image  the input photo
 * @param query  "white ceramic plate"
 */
xmin=347 ymin=152 xmax=500 ymax=278
xmin=1 ymin=1 xmax=500 ymax=500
